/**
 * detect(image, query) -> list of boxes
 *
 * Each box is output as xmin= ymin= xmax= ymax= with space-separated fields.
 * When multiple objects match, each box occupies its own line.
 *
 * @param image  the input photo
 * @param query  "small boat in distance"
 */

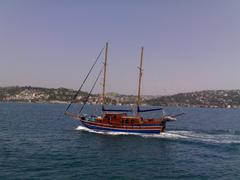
xmin=65 ymin=43 xmax=184 ymax=134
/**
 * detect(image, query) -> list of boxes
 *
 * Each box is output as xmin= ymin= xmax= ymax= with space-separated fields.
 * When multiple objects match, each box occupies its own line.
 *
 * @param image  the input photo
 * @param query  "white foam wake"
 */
xmin=75 ymin=125 xmax=140 ymax=136
xmin=166 ymin=130 xmax=240 ymax=144
xmin=142 ymin=130 xmax=240 ymax=144
xmin=75 ymin=126 xmax=240 ymax=144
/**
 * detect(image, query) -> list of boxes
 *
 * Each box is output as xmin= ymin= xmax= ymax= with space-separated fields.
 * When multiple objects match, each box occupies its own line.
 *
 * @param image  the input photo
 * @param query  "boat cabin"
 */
xmin=96 ymin=113 xmax=143 ymax=125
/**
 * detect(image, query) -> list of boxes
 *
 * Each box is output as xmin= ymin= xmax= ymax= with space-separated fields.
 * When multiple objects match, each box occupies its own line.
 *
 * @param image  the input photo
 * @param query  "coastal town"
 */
xmin=1 ymin=86 xmax=240 ymax=109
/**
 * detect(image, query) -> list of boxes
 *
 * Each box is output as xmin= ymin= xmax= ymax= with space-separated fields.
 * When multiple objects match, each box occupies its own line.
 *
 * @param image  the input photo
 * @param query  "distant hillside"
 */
xmin=0 ymin=86 xmax=87 ymax=103
xmin=1 ymin=86 xmax=240 ymax=108
xmin=0 ymin=86 xmax=126 ymax=104
xmin=145 ymin=90 xmax=240 ymax=108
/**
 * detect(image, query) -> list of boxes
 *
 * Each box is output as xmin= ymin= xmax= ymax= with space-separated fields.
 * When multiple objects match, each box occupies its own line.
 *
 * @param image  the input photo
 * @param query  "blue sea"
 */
xmin=0 ymin=102 xmax=240 ymax=179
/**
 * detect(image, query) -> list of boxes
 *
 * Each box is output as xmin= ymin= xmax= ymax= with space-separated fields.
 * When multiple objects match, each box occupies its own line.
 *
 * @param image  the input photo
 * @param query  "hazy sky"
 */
xmin=0 ymin=0 xmax=240 ymax=95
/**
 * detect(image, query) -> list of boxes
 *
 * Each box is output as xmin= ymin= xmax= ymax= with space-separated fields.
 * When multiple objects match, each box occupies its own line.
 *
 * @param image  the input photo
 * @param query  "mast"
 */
xmin=137 ymin=47 xmax=144 ymax=116
xmin=102 ymin=42 xmax=108 ymax=105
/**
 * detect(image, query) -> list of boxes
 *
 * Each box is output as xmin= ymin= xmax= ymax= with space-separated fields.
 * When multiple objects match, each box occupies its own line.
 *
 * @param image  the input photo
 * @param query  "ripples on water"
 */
xmin=0 ymin=103 xmax=240 ymax=179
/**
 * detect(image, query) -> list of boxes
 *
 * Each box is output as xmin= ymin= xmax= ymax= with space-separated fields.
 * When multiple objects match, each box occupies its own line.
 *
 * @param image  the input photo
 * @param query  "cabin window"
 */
xmin=125 ymin=119 xmax=129 ymax=124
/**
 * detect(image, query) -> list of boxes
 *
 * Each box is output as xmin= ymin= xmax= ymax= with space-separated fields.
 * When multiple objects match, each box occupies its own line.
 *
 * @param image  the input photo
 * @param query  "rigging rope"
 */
xmin=65 ymin=47 xmax=104 ymax=112
xmin=79 ymin=68 xmax=103 ymax=114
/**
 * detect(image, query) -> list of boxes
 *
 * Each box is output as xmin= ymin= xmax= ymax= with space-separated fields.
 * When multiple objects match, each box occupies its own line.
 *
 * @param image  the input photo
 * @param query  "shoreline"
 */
xmin=1 ymin=101 xmax=239 ymax=109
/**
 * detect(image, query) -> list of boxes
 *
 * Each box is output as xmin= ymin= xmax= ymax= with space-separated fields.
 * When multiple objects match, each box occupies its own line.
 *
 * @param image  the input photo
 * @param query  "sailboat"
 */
xmin=65 ymin=43 xmax=183 ymax=134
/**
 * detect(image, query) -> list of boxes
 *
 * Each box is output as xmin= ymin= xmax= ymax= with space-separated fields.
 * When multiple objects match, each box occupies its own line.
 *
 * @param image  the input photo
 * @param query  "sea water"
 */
xmin=0 ymin=102 xmax=240 ymax=179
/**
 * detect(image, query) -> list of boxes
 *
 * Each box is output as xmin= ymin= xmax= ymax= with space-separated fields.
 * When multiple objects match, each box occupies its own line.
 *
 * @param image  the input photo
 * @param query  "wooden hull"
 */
xmin=80 ymin=120 xmax=163 ymax=134
xmin=64 ymin=112 xmax=173 ymax=134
